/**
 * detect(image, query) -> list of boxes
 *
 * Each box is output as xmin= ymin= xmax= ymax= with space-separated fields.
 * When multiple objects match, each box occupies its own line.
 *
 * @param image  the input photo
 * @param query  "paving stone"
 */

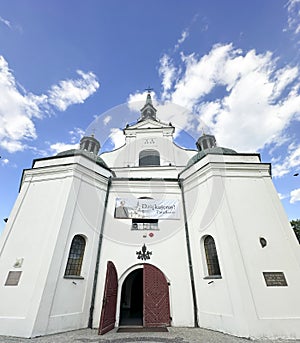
xmin=1 ymin=328 xmax=300 ymax=343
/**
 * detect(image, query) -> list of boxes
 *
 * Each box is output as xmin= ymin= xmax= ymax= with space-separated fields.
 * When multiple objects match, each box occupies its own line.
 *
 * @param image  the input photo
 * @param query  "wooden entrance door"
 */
xmin=143 ymin=264 xmax=170 ymax=327
xmin=98 ymin=261 xmax=118 ymax=335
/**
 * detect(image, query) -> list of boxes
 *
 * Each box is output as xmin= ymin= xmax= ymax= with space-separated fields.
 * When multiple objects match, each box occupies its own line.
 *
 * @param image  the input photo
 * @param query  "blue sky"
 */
xmin=0 ymin=0 xmax=300 ymax=233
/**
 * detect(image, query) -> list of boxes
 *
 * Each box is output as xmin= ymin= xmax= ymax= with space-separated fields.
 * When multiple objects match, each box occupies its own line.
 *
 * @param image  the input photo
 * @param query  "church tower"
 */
xmin=139 ymin=91 xmax=157 ymax=121
xmin=0 ymin=134 xmax=111 ymax=337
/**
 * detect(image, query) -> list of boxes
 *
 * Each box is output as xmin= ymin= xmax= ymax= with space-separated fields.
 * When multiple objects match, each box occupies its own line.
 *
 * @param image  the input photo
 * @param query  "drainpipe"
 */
xmin=88 ymin=176 xmax=111 ymax=328
xmin=178 ymin=178 xmax=199 ymax=327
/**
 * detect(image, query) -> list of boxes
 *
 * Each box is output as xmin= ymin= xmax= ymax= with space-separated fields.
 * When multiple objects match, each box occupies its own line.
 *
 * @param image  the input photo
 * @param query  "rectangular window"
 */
xmin=132 ymin=219 xmax=159 ymax=231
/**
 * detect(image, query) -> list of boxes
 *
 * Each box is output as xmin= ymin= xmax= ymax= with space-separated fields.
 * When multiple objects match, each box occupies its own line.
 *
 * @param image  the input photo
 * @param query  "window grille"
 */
xmin=204 ymin=235 xmax=221 ymax=276
xmin=64 ymin=235 xmax=86 ymax=277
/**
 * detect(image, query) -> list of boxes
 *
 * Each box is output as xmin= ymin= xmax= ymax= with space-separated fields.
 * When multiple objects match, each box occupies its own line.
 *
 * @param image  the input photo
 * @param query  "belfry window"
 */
xmin=84 ymin=140 xmax=89 ymax=150
xmin=64 ymin=235 xmax=86 ymax=277
xmin=203 ymin=235 xmax=221 ymax=277
xmin=139 ymin=149 xmax=160 ymax=166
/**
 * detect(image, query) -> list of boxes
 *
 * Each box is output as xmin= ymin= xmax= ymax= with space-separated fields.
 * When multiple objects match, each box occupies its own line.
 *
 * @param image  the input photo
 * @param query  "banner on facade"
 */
xmin=114 ymin=198 xmax=180 ymax=219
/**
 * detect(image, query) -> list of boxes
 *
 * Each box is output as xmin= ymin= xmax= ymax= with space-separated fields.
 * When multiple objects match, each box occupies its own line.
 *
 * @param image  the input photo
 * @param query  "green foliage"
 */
xmin=290 ymin=219 xmax=300 ymax=243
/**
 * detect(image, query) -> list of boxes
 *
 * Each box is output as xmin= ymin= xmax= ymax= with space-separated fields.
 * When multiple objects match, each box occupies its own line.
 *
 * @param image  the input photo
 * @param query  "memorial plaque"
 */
xmin=5 ymin=271 xmax=22 ymax=286
xmin=263 ymin=272 xmax=288 ymax=287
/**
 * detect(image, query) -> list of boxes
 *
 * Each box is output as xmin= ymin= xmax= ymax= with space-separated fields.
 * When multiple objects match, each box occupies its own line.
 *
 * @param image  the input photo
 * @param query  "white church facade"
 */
xmin=0 ymin=92 xmax=300 ymax=339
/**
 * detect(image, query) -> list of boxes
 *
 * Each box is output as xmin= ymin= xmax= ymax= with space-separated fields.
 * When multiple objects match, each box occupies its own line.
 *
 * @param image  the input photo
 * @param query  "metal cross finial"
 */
xmin=90 ymin=127 xmax=96 ymax=137
xmin=144 ymin=86 xmax=153 ymax=93
xmin=199 ymin=122 xmax=206 ymax=136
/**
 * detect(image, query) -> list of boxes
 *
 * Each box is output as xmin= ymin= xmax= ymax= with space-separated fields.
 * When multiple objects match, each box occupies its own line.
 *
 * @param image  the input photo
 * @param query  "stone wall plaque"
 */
xmin=5 ymin=271 xmax=22 ymax=286
xmin=263 ymin=272 xmax=288 ymax=287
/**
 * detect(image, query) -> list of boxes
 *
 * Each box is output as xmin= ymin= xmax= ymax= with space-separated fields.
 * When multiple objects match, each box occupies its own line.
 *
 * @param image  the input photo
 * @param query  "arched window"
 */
xmin=139 ymin=149 xmax=160 ymax=166
xmin=203 ymin=235 xmax=221 ymax=277
xmin=64 ymin=235 xmax=86 ymax=277
xmin=202 ymin=139 xmax=208 ymax=150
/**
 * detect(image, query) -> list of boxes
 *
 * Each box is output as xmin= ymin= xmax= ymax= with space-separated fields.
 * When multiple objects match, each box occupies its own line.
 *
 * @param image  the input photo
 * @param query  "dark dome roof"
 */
xmin=187 ymin=146 xmax=237 ymax=167
xmin=57 ymin=149 xmax=108 ymax=169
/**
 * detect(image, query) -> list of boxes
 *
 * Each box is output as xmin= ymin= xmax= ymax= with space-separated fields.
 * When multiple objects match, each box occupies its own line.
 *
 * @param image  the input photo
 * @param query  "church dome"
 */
xmin=187 ymin=146 xmax=237 ymax=167
xmin=57 ymin=149 xmax=109 ymax=168
xmin=187 ymin=133 xmax=237 ymax=167
xmin=56 ymin=135 xmax=108 ymax=169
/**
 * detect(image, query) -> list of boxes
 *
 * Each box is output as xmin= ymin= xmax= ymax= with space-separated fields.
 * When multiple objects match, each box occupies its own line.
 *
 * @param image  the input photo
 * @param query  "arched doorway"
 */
xmin=119 ymin=268 xmax=143 ymax=325
xmin=119 ymin=264 xmax=170 ymax=327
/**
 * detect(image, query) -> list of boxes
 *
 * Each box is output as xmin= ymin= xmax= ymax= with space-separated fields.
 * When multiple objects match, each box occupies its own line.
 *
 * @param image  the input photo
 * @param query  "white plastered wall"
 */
xmin=181 ymin=154 xmax=300 ymax=339
xmin=0 ymin=156 xmax=111 ymax=338
xmin=92 ymin=178 xmax=195 ymax=329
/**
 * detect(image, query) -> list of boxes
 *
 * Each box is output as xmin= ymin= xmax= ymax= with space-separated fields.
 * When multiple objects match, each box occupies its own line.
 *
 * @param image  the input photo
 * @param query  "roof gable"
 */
xmin=124 ymin=118 xmax=174 ymax=131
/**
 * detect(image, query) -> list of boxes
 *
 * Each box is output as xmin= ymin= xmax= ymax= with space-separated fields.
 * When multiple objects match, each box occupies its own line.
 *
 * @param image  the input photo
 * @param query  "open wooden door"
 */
xmin=143 ymin=264 xmax=170 ymax=327
xmin=98 ymin=261 xmax=118 ymax=335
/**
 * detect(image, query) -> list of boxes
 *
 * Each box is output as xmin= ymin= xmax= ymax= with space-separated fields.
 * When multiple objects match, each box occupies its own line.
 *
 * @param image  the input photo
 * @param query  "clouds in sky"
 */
xmin=174 ymin=29 xmax=189 ymax=50
xmin=49 ymin=127 xmax=84 ymax=154
xmin=156 ymin=43 xmax=300 ymax=163
xmin=0 ymin=158 xmax=9 ymax=166
xmin=286 ymin=0 xmax=300 ymax=35
xmin=0 ymin=15 xmax=22 ymax=33
xmin=290 ymin=187 xmax=300 ymax=203
xmin=272 ymin=145 xmax=300 ymax=177
xmin=159 ymin=54 xmax=176 ymax=101
xmin=127 ymin=41 xmax=300 ymax=185
xmin=48 ymin=70 xmax=99 ymax=111
xmin=50 ymin=142 xmax=79 ymax=154
xmin=108 ymin=128 xmax=125 ymax=149
xmin=0 ymin=56 xmax=99 ymax=153
xmin=0 ymin=16 xmax=11 ymax=29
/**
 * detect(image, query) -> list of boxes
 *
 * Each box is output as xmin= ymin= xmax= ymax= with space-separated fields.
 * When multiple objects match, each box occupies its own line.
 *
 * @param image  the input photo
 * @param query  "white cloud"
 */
xmin=290 ymin=188 xmax=300 ymax=203
xmin=0 ymin=15 xmax=22 ymax=32
xmin=0 ymin=55 xmax=99 ymax=153
xmin=109 ymin=128 xmax=125 ymax=149
xmin=286 ymin=0 xmax=300 ymax=35
xmin=169 ymin=44 xmax=234 ymax=109
xmin=0 ymin=140 xmax=25 ymax=153
xmin=278 ymin=192 xmax=289 ymax=200
xmin=174 ymin=29 xmax=189 ymax=50
xmin=49 ymin=127 xmax=85 ymax=154
xmin=158 ymin=44 xmax=300 ymax=152
xmin=159 ymin=55 xmax=176 ymax=101
xmin=1 ymin=158 xmax=9 ymax=165
xmin=48 ymin=70 xmax=99 ymax=111
xmin=50 ymin=142 xmax=79 ymax=154
xmin=103 ymin=115 xmax=112 ymax=125
xmin=0 ymin=56 xmax=41 ymax=152
xmin=69 ymin=127 xmax=85 ymax=143
xmin=0 ymin=16 xmax=12 ymax=29
xmin=272 ymin=145 xmax=300 ymax=177
xmin=178 ymin=30 xmax=189 ymax=45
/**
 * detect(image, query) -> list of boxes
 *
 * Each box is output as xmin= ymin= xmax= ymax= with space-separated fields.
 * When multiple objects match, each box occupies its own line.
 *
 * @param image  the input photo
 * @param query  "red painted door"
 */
xmin=98 ymin=261 xmax=118 ymax=335
xmin=143 ymin=264 xmax=170 ymax=327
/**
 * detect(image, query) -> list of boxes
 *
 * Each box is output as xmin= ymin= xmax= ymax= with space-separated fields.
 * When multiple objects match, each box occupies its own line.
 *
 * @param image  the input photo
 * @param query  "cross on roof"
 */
xmin=144 ymin=86 xmax=153 ymax=93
